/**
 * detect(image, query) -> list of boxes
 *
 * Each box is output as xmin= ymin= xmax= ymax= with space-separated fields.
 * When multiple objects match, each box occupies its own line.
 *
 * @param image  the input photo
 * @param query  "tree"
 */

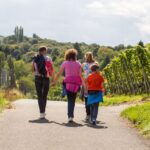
xmin=14 ymin=26 xmax=24 ymax=42
xmin=14 ymin=26 xmax=19 ymax=42
xmin=73 ymin=42 xmax=83 ymax=59
xmin=114 ymin=44 xmax=125 ymax=51
xmin=138 ymin=41 xmax=144 ymax=47
xmin=0 ymin=52 xmax=5 ymax=86
xmin=19 ymin=26 xmax=24 ymax=42
xmin=7 ymin=56 xmax=17 ymax=88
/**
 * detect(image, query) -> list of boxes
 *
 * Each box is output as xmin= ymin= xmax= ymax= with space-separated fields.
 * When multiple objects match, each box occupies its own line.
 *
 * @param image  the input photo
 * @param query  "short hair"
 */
xmin=39 ymin=46 xmax=47 ymax=53
xmin=65 ymin=49 xmax=77 ymax=61
xmin=90 ymin=63 xmax=99 ymax=72
xmin=85 ymin=52 xmax=95 ymax=63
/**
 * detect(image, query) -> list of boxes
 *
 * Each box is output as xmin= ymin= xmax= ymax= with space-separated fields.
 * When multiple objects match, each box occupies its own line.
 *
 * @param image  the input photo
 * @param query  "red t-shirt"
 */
xmin=87 ymin=72 xmax=104 ymax=91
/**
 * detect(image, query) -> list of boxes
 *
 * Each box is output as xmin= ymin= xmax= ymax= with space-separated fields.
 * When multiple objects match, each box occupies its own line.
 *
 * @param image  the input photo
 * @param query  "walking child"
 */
xmin=82 ymin=52 xmax=96 ymax=121
xmin=32 ymin=46 xmax=55 ymax=119
xmin=87 ymin=63 xmax=104 ymax=126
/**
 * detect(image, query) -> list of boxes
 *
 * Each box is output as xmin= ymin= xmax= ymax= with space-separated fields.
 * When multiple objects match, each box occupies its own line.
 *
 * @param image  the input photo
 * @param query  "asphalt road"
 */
xmin=0 ymin=100 xmax=149 ymax=150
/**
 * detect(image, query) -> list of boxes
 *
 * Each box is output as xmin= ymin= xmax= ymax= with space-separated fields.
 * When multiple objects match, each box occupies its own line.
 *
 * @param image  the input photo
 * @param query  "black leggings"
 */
xmin=35 ymin=76 xmax=50 ymax=113
xmin=85 ymin=97 xmax=91 ymax=116
xmin=67 ymin=91 xmax=77 ymax=118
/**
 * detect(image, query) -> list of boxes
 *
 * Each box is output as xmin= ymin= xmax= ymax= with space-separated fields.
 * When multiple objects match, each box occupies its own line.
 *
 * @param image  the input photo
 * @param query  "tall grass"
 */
xmin=0 ymin=92 xmax=9 ymax=112
xmin=0 ymin=89 xmax=25 ymax=112
xmin=4 ymin=89 xmax=24 ymax=101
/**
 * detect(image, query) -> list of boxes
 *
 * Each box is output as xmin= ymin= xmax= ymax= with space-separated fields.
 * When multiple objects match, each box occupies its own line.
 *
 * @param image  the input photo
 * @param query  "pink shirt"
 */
xmin=61 ymin=61 xmax=81 ymax=77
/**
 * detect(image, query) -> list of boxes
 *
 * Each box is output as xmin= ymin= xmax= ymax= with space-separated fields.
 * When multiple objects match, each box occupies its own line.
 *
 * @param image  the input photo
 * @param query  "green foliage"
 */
xmin=14 ymin=60 xmax=31 ymax=79
xmin=19 ymin=75 xmax=35 ymax=95
xmin=14 ymin=26 xmax=24 ymax=42
xmin=0 ymin=92 xmax=9 ymax=112
xmin=121 ymin=102 xmax=150 ymax=138
xmin=73 ymin=42 xmax=84 ymax=60
xmin=2 ymin=26 xmax=148 ymax=100
xmin=7 ymin=55 xmax=17 ymax=88
xmin=103 ymin=45 xmax=150 ymax=95
xmin=102 ymin=95 xmax=148 ymax=106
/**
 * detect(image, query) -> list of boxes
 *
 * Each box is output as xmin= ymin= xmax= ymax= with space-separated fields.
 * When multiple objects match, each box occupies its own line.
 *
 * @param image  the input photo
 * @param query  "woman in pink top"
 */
xmin=54 ymin=49 xmax=84 ymax=123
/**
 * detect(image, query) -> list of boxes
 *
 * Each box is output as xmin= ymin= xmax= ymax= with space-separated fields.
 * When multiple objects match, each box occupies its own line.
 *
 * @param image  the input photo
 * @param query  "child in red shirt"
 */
xmin=87 ymin=63 xmax=104 ymax=126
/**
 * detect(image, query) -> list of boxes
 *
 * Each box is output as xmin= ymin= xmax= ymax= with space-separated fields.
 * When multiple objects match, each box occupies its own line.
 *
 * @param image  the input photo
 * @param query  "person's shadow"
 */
xmin=86 ymin=124 xmax=108 ymax=129
xmin=82 ymin=120 xmax=108 ymax=129
xmin=52 ymin=121 xmax=84 ymax=128
xmin=28 ymin=119 xmax=108 ymax=129
xmin=29 ymin=118 xmax=52 ymax=124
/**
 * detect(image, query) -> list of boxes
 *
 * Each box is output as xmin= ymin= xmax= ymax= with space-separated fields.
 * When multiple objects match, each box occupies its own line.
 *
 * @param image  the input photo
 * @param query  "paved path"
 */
xmin=0 ymin=100 xmax=149 ymax=150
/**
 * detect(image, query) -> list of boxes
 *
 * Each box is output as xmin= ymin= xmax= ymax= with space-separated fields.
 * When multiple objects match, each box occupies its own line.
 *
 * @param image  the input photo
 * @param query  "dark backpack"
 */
xmin=34 ymin=55 xmax=47 ymax=77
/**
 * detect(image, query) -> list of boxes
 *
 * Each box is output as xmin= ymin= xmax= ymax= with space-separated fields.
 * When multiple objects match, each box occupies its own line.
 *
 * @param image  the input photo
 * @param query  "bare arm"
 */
xmin=51 ymin=69 xmax=55 ymax=82
xmin=54 ymin=67 xmax=64 ymax=83
xmin=80 ymin=68 xmax=85 ymax=87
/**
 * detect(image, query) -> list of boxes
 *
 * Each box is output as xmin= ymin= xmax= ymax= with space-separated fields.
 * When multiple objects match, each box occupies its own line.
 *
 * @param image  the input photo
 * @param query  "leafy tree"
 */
xmin=73 ymin=42 xmax=83 ymax=59
xmin=14 ymin=26 xmax=24 ymax=42
xmin=0 ymin=52 xmax=5 ymax=86
xmin=114 ymin=44 xmax=125 ymax=51
xmin=7 ymin=56 xmax=16 ymax=88
xmin=138 ymin=41 xmax=144 ymax=47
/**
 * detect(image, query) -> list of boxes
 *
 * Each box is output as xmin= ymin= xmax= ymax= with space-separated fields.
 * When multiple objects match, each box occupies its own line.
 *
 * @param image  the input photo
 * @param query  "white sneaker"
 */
xmin=40 ymin=113 xmax=46 ymax=119
xmin=68 ymin=117 xmax=73 ymax=123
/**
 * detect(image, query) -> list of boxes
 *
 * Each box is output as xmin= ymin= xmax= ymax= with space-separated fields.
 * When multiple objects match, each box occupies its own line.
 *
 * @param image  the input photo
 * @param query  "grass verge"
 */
xmin=0 ymin=92 xmax=10 ymax=112
xmin=121 ymin=102 xmax=150 ymax=138
xmin=0 ymin=89 xmax=25 ymax=113
xmin=102 ymin=95 xmax=150 ymax=106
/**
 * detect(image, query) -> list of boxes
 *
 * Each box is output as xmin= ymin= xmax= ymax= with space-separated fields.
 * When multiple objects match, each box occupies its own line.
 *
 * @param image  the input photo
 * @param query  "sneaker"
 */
xmin=85 ymin=115 xmax=90 ymax=122
xmin=92 ymin=121 xmax=97 ymax=126
xmin=68 ymin=117 xmax=73 ymax=123
xmin=40 ymin=113 xmax=46 ymax=119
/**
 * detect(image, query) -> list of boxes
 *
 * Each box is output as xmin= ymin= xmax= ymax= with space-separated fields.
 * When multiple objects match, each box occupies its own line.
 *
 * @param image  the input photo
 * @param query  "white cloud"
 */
xmin=0 ymin=0 xmax=150 ymax=45
xmin=136 ymin=16 xmax=150 ymax=37
xmin=86 ymin=0 xmax=150 ymax=17
xmin=86 ymin=0 xmax=150 ymax=39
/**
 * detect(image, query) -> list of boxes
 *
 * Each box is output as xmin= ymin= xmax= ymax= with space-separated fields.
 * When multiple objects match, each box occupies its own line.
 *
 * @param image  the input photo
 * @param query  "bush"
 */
xmin=4 ymin=89 xmax=24 ymax=101
xmin=0 ymin=91 xmax=10 ymax=112
xmin=19 ymin=75 xmax=35 ymax=96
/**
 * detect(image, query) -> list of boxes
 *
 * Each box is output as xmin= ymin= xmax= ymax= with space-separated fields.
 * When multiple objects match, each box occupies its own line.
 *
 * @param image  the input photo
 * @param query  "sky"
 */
xmin=0 ymin=0 xmax=150 ymax=46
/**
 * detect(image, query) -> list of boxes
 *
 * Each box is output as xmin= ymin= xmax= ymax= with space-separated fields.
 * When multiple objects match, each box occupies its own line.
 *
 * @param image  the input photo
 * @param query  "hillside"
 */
xmin=0 ymin=26 xmax=149 ymax=99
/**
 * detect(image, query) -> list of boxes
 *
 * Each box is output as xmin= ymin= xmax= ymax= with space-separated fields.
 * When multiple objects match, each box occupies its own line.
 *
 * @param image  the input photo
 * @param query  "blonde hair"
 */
xmin=65 ymin=49 xmax=77 ymax=61
xmin=85 ymin=52 xmax=95 ymax=63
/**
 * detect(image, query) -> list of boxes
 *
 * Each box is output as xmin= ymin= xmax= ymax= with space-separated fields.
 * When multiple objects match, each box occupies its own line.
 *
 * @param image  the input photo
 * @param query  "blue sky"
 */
xmin=0 ymin=0 xmax=150 ymax=46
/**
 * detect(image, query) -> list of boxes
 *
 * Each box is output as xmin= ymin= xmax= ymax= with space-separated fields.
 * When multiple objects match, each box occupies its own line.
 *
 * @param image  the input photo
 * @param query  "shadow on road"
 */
xmin=52 ymin=121 xmax=84 ymax=128
xmin=82 ymin=120 xmax=108 ymax=129
xmin=85 ymin=124 xmax=108 ymax=129
xmin=29 ymin=118 xmax=52 ymax=124
xmin=82 ymin=120 xmax=106 ymax=125
xmin=28 ymin=119 xmax=108 ymax=129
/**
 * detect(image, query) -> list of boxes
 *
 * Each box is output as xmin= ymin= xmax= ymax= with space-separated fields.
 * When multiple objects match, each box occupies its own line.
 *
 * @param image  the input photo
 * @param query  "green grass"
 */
xmin=121 ymin=102 xmax=150 ymax=138
xmin=0 ymin=92 xmax=10 ymax=112
xmin=102 ymin=95 xmax=149 ymax=106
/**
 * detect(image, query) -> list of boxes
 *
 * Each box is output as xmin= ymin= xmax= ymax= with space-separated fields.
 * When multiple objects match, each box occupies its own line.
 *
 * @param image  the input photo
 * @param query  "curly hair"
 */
xmin=65 ymin=49 xmax=78 ymax=61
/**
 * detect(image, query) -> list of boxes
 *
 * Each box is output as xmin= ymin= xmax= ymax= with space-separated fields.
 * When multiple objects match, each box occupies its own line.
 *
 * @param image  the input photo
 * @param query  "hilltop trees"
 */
xmin=14 ymin=26 xmax=24 ymax=42
xmin=73 ymin=42 xmax=83 ymax=60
